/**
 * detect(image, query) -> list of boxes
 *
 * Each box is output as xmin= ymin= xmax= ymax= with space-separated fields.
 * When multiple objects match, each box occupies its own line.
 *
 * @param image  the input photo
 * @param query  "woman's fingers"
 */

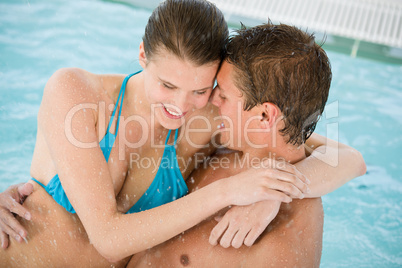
xmin=6 ymin=198 xmax=31 ymax=221
xmin=261 ymin=173 xmax=305 ymax=199
xmin=262 ymin=168 xmax=309 ymax=197
xmin=1 ymin=183 xmax=32 ymax=220
xmin=231 ymin=227 xmax=251 ymax=248
xmin=219 ymin=222 xmax=239 ymax=248
xmin=210 ymin=212 xmax=251 ymax=249
xmin=0 ymin=207 xmax=28 ymax=242
xmin=263 ymin=189 xmax=292 ymax=203
xmin=0 ymin=184 xmax=31 ymax=245
xmin=17 ymin=183 xmax=34 ymax=204
xmin=261 ymin=158 xmax=310 ymax=190
xmin=209 ymin=216 xmax=229 ymax=246
xmin=0 ymin=215 xmax=24 ymax=243
xmin=226 ymin=166 xmax=307 ymax=206
xmin=0 ymin=231 xmax=9 ymax=249
xmin=274 ymin=160 xmax=310 ymax=185
xmin=243 ymin=228 xmax=263 ymax=247
xmin=210 ymin=201 xmax=281 ymax=249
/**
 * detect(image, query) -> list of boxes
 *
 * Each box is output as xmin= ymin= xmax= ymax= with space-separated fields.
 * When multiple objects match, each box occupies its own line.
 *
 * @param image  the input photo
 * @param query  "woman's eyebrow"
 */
xmin=158 ymin=77 xmax=177 ymax=88
xmin=195 ymin=85 xmax=214 ymax=91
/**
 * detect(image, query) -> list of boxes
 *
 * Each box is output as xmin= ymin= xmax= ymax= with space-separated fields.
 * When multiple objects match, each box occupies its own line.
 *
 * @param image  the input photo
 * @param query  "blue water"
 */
xmin=0 ymin=1 xmax=401 ymax=267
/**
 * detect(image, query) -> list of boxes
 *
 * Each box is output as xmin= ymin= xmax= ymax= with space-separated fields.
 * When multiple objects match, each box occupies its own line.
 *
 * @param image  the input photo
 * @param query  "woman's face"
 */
xmin=140 ymin=45 xmax=219 ymax=130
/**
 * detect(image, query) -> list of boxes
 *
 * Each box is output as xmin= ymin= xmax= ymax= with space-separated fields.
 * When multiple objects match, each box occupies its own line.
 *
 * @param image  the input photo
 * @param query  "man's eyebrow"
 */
xmin=216 ymin=81 xmax=225 ymax=93
xmin=159 ymin=77 xmax=213 ymax=91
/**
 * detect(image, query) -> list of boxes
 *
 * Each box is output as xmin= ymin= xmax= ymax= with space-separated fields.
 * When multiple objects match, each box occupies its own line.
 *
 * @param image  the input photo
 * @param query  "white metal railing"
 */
xmin=210 ymin=0 xmax=402 ymax=48
xmin=118 ymin=0 xmax=402 ymax=49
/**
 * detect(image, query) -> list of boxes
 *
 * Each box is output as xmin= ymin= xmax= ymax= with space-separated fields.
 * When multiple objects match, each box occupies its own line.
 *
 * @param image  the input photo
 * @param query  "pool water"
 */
xmin=0 ymin=0 xmax=401 ymax=267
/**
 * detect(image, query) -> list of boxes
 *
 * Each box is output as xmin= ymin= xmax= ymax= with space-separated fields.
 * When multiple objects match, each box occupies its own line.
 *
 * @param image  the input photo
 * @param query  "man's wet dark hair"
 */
xmin=226 ymin=22 xmax=332 ymax=145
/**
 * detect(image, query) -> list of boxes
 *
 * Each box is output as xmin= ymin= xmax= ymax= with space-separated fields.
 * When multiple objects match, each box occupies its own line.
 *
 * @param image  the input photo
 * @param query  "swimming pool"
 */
xmin=0 ymin=0 xmax=401 ymax=267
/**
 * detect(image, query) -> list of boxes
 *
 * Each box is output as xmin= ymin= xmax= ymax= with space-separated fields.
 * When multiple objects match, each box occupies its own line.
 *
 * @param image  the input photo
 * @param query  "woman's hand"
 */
xmin=0 ymin=182 xmax=33 ymax=249
xmin=209 ymin=200 xmax=281 ymax=248
xmin=223 ymin=158 xmax=310 ymax=206
xmin=210 ymin=158 xmax=309 ymax=248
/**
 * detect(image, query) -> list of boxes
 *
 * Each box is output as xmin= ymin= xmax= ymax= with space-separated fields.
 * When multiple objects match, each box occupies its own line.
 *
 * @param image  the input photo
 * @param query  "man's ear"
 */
xmin=259 ymin=102 xmax=279 ymax=129
xmin=139 ymin=41 xmax=147 ymax=68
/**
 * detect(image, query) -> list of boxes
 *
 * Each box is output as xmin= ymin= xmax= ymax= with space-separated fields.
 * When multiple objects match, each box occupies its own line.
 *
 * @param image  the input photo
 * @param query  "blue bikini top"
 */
xmin=32 ymin=71 xmax=188 ymax=214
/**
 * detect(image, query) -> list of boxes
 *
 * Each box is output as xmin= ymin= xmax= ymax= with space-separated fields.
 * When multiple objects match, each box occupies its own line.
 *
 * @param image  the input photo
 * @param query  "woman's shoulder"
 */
xmin=37 ymin=68 xmax=111 ymax=124
xmin=42 ymin=68 xmax=127 ymax=105
xmin=43 ymin=68 xmax=96 ymax=99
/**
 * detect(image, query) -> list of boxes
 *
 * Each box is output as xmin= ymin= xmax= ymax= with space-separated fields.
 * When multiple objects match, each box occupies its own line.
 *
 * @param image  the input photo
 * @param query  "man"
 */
xmin=127 ymin=22 xmax=331 ymax=267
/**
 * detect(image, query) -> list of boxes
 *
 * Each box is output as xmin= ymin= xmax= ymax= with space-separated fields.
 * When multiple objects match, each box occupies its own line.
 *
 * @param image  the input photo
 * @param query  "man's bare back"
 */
xmin=128 ymin=151 xmax=324 ymax=268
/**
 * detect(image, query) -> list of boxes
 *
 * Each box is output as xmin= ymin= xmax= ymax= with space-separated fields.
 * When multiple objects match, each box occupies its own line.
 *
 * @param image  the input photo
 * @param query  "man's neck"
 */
xmin=241 ymin=137 xmax=306 ymax=165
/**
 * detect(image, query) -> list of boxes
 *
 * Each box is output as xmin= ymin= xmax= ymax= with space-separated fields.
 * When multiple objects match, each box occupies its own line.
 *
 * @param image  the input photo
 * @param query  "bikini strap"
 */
xmin=164 ymin=129 xmax=179 ymax=146
xmin=165 ymin=130 xmax=172 ymax=144
xmin=31 ymin=178 xmax=46 ymax=188
xmin=173 ymin=128 xmax=179 ymax=146
xmin=105 ymin=71 xmax=141 ymax=136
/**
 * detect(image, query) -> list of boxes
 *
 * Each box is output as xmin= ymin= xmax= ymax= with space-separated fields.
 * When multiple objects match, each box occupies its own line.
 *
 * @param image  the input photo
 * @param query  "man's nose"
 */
xmin=209 ymin=89 xmax=220 ymax=107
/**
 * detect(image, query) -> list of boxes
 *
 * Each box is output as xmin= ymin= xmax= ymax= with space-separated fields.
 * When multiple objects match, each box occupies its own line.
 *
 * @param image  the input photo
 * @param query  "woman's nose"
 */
xmin=174 ymin=92 xmax=192 ymax=112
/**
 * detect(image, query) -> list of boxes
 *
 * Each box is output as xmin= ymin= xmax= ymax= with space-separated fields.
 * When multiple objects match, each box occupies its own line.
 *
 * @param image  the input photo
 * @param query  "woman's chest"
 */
xmin=114 ymin=130 xmax=215 ymax=212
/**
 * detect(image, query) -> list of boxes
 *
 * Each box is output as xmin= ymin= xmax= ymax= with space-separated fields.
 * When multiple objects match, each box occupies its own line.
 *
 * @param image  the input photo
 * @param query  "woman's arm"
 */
xmin=38 ymin=68 xmax=300 ymax=262
xmin=208 ymin=133 xmax=366 ymax=247
xmin=298 ymin=132 xmax=366 ymax=198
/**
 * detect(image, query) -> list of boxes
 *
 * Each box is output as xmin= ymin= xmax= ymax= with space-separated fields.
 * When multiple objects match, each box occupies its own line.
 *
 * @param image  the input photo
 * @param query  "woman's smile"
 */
xmin=161 ymin=103 xmax=187 ymax=119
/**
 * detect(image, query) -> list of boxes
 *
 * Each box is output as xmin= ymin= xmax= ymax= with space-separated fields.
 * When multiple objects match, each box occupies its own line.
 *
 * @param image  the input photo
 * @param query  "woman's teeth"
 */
xmin=165 ymin=106 xmax=182 ymax=116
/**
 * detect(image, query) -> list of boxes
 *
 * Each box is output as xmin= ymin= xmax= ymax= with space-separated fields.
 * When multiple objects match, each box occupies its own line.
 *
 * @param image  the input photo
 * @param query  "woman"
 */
xmin=0 ymin=0 xmax=364 ymax=266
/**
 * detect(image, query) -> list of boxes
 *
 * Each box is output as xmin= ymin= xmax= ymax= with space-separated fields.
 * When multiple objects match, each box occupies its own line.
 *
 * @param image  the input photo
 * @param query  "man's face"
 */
xmin=210 ymin=61 xmax=263 ymax=150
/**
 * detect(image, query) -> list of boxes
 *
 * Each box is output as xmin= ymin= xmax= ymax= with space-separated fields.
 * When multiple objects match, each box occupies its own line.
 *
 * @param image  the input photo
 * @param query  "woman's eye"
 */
xmin=219 ymin=94 xmax=226 ymax=100
xmin=163 ymin=83 xmax=174 ymax=89
xmin=196 ymin=90 xmax=207 ymax=95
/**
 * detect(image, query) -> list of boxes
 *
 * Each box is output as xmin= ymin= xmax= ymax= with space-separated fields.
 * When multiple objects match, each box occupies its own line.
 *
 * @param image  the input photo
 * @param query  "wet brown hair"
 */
xmin=226 ymin=22 xmax=332 ymax=145
xmin=143 ymin=0 xmax=228 ymax=66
